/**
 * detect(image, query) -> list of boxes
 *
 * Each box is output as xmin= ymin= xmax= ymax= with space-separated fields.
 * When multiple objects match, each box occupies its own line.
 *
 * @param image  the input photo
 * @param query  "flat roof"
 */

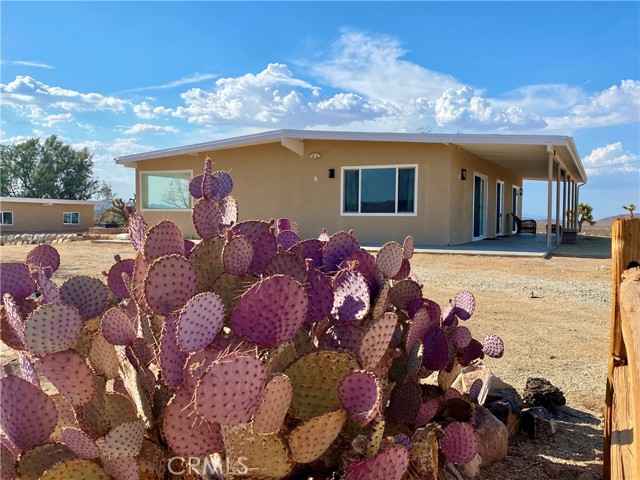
xmin=0 ymin=197 xmax=104 ymax=206
xmin=113 ymin=128 xmax=587 ymax=183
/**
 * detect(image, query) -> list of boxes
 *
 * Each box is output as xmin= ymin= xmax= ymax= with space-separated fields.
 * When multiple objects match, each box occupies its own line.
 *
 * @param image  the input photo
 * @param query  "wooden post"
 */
xmin=604 ymin=218 xmax=640 ymax=479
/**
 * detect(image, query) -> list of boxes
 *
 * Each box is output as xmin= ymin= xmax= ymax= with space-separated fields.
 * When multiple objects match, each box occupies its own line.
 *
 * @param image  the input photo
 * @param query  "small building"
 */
xmin=114 ymin=129 xmax=587 ymax=247
xmin=0 ymin=197 xmax=101 ymax=234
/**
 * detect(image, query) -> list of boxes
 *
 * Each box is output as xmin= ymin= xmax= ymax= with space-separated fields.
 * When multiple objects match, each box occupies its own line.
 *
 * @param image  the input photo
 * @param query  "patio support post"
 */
xmin=556 ymin=161 xmax=561 ymax=246
xmin=562 ymin=175 xmax=567 ymax=229
xmin=546 ymin=145 xmax=554 ymax=251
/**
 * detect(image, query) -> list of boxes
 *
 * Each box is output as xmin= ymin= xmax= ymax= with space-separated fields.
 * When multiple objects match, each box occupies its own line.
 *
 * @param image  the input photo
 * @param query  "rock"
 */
xmin=21 ymin=233 xmax=30 ymax=241
xmin=522 ymin=377 xmax=566 ymax=412
xmin=458 ymin=453 xmax=482 ymax=479
xmin=484 ymin=388 xmax=522 ymax=438
xmin=115 ymin=232 xmax=130 ymax=240
xmin=473 ymin=405 xmax=508 ymax=466
xmin=51 ymin=233 xmax=57 ymax=240
xmin=521 ymin=406 xmax=557 ymax=438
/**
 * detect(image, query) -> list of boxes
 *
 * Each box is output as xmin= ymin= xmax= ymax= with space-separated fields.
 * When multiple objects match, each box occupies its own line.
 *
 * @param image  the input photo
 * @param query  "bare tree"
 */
xmin=161 ymin=177 xmax=190 ymax=209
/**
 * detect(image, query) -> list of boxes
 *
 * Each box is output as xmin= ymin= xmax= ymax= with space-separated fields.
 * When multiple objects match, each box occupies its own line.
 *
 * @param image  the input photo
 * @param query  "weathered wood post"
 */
xmin=604 ymin=218 xmax=640 ymax=479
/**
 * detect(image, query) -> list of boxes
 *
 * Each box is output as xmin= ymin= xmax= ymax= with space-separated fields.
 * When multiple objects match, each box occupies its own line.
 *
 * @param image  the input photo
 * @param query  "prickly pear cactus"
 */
xmin=0 ymin=156 xmax=505 ymax=479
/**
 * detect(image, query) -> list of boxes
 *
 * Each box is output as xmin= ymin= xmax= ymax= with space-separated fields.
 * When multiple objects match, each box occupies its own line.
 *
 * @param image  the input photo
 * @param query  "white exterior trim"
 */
xmin=512 ymin=185 xmax=520 ymax=234
xmin=62 ymin=212 xmax=80 ymax=225
xmin=496 ymin=180 xmax=505 ymax=236
xmin=113 ymin=129 xmax=587 ymax=184
xmin=340 ymin=164 xmax=418 ymax=217
xmin=0 ymin=197 xmax=102 ymax=206
xmin=472 ymin=172 xmax=488 ymax=241
xmin=139 ymin=169 xmax=193 ymax=212
xmin=1 ymin=211 xmax=14 ymax=225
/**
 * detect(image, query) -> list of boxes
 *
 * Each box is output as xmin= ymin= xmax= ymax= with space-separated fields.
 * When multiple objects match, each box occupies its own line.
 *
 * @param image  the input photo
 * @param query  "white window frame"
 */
xmin=496 ymin=179 xmax=505 ymax=236
xmin=512 ymin=184 xmax=520 ymax=234
xmin=340 ymin=164 xmax=418 ymax=217
xmin=0 ymin=211 xmax=13 ymax=225
xmin=63 ymin=212 xmax=80 ymax=225
xmin=472 ymin=172 xmax=488 ymax=241
xmin=139 ymin=170 xmax=193 ymax=212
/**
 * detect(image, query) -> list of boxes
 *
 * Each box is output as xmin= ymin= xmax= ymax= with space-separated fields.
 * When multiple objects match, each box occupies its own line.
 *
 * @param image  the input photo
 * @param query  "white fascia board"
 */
xmin=0 ymin=197 xmax=104 ymax=206
xmin=113 ymin=128 xmax=580 ymax=167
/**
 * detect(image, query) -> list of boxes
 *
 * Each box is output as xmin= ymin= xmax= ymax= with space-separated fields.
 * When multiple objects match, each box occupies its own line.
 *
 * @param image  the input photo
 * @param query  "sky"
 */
xmin=1 ymin=1 xmax=638 ymax=219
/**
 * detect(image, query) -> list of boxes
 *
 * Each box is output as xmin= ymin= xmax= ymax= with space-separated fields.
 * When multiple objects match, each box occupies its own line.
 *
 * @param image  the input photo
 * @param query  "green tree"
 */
xmin=622 ymin=203 xmax=635 ymax=219
xmin=0 ymin=136 xmax=103 ymax=200
xmin=577 ymin=202 xmax=596 ymax=232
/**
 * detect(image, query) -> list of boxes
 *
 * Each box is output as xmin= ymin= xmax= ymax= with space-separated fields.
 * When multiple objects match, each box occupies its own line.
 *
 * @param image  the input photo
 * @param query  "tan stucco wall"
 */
xmin=448 ymin=145 xmax=523 ymax=245
xmin=133 ymin=140 xmax=522 ymax=246
xmin=0 ymin=202 xmax=95 ymax=234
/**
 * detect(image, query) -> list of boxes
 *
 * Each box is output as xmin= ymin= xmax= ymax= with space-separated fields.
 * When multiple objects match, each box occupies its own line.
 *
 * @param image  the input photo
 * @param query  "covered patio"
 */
xmin=452 ymin=138 xmax=587 ymax=252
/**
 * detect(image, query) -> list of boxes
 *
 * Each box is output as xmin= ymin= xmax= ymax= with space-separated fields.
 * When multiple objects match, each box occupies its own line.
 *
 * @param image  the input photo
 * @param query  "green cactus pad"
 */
xmin=17 ymin=443 xmax=75 ymax=480
xmin=252 ymin=373 xmax=293 ymax=435
xmin=23 ymin=303 xmax=83 ymax=356
xmin=284 ymin=350 xmax=358 ymax=421
xmin=187 ymin=236 xmax=226 ymax=292
xmin=367 ymin=416 xmax=386 ymax=457
xmin=221 ymin=423 xmax=294 ymax=478
xmin=88 ymin=331 xmax=120 ymax=379
xmin=97 ymin=419 xmax=144 ymax=459
xmin=289 ymin=409 xmax=348 ymax=463
xmin=40 ymin=459 xmax=111 ymax=480
xmin=359 ymin=312 xmax=398 ymax=371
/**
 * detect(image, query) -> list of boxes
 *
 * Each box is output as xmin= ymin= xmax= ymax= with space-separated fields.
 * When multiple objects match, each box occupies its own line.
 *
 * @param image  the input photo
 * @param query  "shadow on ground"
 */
xmin=482 ymin=406 xmax=603 ymax=480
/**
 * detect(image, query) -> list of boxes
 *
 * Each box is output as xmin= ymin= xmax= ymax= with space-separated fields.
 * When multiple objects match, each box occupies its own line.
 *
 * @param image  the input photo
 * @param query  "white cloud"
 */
xmin=133 ymin=102 xmax=173 ymax=119
xmin=309 ymin=30 xmax=461 ymax=104
xmin=0 ymin=134 xmax=33 ymax=144
xmin=123 ymin=123 xmax=178 ymax=135
xmin=582 ymin=142 xmax=640 ymax=176
xmin=434 ymin=86 xmax=546 ymax=131
xmin=124 ymin=73 xmax=217 ymax=93
xmin=40 ymin=113 xmax=74 ymax=127
xmin=174 ymin=63 xmax=317 ymax=125
xmin=0 ymin=76 xmax=128 ymax=112
xmin=1 ymin=60 xmax=54 ymax=69
xmin=493 ymin=84 xmax=587 ymax=116
xmin=546 ymin=80 xmax=640 ymax=129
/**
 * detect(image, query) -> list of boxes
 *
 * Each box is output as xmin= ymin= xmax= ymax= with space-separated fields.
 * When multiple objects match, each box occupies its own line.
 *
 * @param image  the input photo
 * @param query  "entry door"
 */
xmin=473 ymin=174 xmax=487 ymax=239
xmin=512 ymin=186 xmax=519 ymax=234
xmin=496 ymin=181 xmax=504 ymax=236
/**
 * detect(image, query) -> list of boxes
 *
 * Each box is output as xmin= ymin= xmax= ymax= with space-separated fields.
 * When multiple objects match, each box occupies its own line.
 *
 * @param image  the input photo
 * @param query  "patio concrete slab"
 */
xmin=365 ymin=233 xmax=611 ymax=259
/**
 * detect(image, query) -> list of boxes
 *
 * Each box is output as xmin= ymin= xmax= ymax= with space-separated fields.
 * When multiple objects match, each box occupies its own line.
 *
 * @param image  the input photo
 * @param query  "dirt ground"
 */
xmin=0 ymin=241 xmax=611 ymax=479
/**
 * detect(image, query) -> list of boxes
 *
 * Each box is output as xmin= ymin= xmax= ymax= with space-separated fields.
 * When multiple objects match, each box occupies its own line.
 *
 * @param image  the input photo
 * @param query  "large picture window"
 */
xmin=342 ymin=166 xmax=416 ymax=215
xmin=1 ymin=211 xmax=13 ymax=225
xmin=140 ymin=171 xmax=192 ymax=210
xmin=63 ymin=212 xmax=79 ymax=225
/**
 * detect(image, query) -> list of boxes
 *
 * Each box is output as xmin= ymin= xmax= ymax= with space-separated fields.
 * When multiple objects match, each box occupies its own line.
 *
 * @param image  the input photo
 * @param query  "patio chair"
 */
xmin=512 ymin=214 xmax=537 ymax=235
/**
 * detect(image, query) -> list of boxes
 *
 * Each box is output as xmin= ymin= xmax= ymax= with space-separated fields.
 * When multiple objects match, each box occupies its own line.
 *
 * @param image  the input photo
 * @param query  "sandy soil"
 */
xmin=0 ymin=241 xmax=610 ymax=479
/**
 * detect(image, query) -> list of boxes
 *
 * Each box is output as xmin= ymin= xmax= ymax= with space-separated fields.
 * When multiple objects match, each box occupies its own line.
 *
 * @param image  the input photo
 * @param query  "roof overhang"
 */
xmin=0 ymin=197 xmax=105 ymax=206
xmin=114 ymin=129 xmax=587 ymax=183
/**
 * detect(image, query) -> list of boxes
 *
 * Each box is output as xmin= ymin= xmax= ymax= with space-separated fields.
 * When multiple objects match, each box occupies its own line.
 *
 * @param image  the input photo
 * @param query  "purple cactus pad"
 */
xmin=23 ymin=303 xmax=82 ymax=356
xmin=188 ymin=174 xmax=204 ymax=199
xmin=177 ymin=292 xmax=225 ymax=352
xmin=454 ymin=291 xmax=476 ymax=320
xmin=331 ymin=268 xmax=370 ymax=322
xmin=101 ymin=308 xmax=136 ymax=346
xmin=0 ymin=263 xmax=37 ymax=301
xmin=192 ymin=198 xmax=223 ymax=239
xmin=288 ymin=238 xmax=324 ymax=269
xmin=359 ymin=312 xmax=398 ymax=370
xmin=414 ymin=397 xmax=441 ymax=427
xmin=338 ymin=370 xmax=380 ymax=426
xmin=482 ymin=333 xmax=504 ymax=358
xmin=439 ymin=421 xmax=479 ymax=465
xmin=345 ymin=444 xmax=410 ymax=480
xmin=219 ymin=195 xmax=239 ymax=226
xmin=125 ymin=207 xmax=148 ymax=253
xmin=322 ymin=231 xmax=360 ymax=273
xmin=143 ymin=254 xmax=197 ymax=315
xmin=451 ymin=326 xmax=472 ymax=350
xmin=252 ymin=373 xmax=293 ymax=434
xmin=231 ymin=220 xmax=278 ymax=274
xmin=222 ymin=234 xmax=254 ymax=276
xmin=376 ymin=242 xmax=404 ymax=279
xmin=231 ymin=275 xmax=307 ymax=347
xmin=106 ymin=258 xmax=135 ymax=299
xmin=304 ymin=268 xmax=334 ymax=324
xmin=422 ymin=326 xmax=449 ymax=371
xmin=195 ymin=353 xmax=266 ymax=425
xmin=159 ymin=315 xmax=188 ymax=388
xmin=402 ymin=235 xmax=415 ymax=260
xmin=38 ymin=350 xmax=95 ymax=405
xmin=26 ymin=244 xmax=60 ymax=277
xmin=59 ymin=276 xmax=108 ymax=321
xmin=264 ymin=251 xmax=307 ymax=284
xmin=143 ymin=220 xmax=185 ymax=263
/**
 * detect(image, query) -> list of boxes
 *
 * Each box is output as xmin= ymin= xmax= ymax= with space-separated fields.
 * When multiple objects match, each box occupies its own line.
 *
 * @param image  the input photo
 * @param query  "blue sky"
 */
xmin=1 ymin=1 xmax=638 ymax=219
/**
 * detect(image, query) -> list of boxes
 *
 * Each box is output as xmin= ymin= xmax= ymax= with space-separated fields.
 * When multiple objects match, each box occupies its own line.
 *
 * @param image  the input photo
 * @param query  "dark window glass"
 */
xmin=361 ymin=168 xmax=395 ymax=213
xmin=343 ymin=170 xmax=359 ymax=212
xmin=397 ymin=168 xmax=415 ymax=212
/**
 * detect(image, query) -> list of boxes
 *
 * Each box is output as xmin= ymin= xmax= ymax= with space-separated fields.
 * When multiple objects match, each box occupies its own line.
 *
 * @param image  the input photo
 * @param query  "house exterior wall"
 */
xmin=0 ymin=202 xmax=95 ymax=233
xmin=133 ymin=140 xmax=522 ymax=245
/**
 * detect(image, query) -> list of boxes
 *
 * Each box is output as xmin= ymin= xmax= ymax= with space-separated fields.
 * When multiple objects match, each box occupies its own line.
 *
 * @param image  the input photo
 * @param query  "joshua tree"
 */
xmin=622 ymin=203 xmax=635 ymax=219
xmin=577 ymin=203 xmax=596 ymax=233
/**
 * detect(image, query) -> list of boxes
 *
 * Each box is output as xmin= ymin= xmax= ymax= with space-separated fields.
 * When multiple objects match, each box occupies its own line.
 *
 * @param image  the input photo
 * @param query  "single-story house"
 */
xmin=0 ymin=197 xmax=101 ymax=234
xmin=114 ymin=129 xmax=587 ymax=247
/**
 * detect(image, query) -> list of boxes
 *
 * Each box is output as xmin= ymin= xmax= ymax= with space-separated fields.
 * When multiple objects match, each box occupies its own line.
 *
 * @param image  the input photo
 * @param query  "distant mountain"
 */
xmin=593 ymin=215 xmax=632 ymax=227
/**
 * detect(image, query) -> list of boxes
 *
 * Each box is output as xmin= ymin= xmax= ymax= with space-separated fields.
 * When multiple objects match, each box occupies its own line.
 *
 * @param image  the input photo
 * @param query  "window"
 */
xmin=140 ymin=171 xmax=192 ymax=210
xmin=1 ymin=211 xmax=13 ymax=225
xmin=63 ymin=212 xmax=79 ymax=225
xmin=342 ymin=166 xmax=416 ymax=215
